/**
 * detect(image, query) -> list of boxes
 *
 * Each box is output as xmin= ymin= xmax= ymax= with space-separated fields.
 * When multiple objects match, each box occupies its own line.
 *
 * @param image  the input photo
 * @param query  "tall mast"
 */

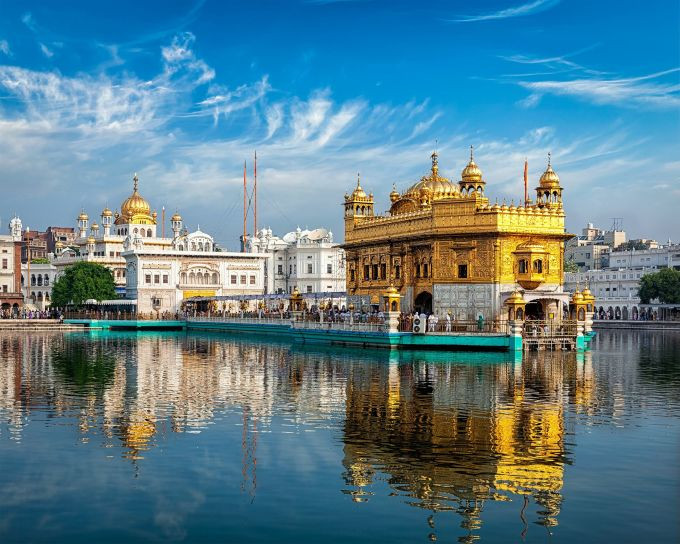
xmin=243 ymin=160 xmax=247 ymax=252
xmin=253 ymin=150 xmax=257 ymax=239
xmin=524 ymin=158 xmax=529 ymax=206
xmin=162 ymin=206 xmax=165 ymax=238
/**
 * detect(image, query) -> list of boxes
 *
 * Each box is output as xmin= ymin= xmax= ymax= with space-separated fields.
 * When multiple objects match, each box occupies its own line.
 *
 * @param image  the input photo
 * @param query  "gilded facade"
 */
xmin=342 ymin=149 xmax=572 ymax=320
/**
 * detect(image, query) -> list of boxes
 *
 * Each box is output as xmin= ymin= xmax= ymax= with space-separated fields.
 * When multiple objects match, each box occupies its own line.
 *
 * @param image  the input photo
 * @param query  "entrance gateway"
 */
xmin=414 ymin=291 xmax=432 ymax=314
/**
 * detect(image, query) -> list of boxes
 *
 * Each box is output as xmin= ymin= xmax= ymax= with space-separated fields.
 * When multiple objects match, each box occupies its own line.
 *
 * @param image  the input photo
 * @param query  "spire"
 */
xmin=431 ymin=150 xmax=439 ymax=176
xmin=547 ymin=151 xmax=552 ymax=167
xmin=524 ymin=157 xmax=529 ymax=206
xmin=357 ymin=172 xmax=361 ymax=188
xmin=133 ymin=173 xmax=139 ymax=192
xmin=470 ymin=145 xmax=474 ymax=162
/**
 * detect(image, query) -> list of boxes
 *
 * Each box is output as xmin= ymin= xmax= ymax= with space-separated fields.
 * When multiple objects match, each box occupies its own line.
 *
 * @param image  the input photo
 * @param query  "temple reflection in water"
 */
xmin=1 ymin=330 xmax=676 ymax=540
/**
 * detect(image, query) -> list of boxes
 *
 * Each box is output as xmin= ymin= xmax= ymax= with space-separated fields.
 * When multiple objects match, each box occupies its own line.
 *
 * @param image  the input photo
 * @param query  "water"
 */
xmin=0 ymin=330 xmax=678 ymax=543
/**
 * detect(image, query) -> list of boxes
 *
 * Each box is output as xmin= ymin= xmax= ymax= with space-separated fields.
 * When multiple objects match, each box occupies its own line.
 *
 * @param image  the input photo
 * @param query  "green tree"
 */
xmin=30 ymin=257 xmax=50 ymax=264
xmin=564 ymin=259 xmax=579 ymax=273
xmin=51 ymin=261 xmax=117 ymax=307
xmin=613 ymin=240 xmax=650 ymax=252
xmin=638 ymin=268 xmax=680 ymax=304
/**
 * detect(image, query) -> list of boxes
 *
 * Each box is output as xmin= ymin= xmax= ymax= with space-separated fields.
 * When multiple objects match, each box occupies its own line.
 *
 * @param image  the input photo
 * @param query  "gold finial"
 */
xmin=431 ymin=150 xmax=439 ymax=175
xmin=133 ymin=173 xmax=139 ymax=192
xmin=357 ymin=172 xmax=361 ymax=188
xmin=470 ymin=145 xmax=474 ymax=161
xmin=547 ymin=151 xmax=551 ymax=167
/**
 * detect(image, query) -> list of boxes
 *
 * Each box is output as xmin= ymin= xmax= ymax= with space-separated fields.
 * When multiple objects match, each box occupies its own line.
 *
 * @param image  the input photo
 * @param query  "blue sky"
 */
xmin=0 ymin=0 xmax=678 ymax=248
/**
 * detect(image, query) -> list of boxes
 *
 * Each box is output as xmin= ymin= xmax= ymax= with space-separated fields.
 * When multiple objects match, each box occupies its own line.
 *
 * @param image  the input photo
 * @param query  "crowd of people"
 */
xmin=0 ymin=308 xmax=63 ymax=320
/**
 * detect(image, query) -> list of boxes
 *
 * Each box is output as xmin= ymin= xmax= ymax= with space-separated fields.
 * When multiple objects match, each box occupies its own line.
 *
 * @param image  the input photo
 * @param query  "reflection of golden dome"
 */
xmin=86 ymin=235 xmax=95 ymax=244
xmin=101 ymin=207 xmax=113 ymax=217
xmin=55 ymin=241 xmax=64 ymax=249
xmin=405 ymin=151 xmax=459 ymax=200
xmin=539 ymin=154 xmax=560 ymax=187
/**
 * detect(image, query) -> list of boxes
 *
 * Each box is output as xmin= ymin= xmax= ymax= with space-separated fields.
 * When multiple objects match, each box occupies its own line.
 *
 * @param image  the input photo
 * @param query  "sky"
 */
xmin=0 ymin=0 xmax=678 ymax=249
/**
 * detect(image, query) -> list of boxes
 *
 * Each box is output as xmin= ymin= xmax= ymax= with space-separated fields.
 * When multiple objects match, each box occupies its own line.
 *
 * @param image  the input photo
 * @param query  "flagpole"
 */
xmin=254 ymin=150 xmax=257 ymax=239
xmin=524 ymin=158 xmax=529 ymax=206
xmin=243 ymin=160 xmax=247 ymax=252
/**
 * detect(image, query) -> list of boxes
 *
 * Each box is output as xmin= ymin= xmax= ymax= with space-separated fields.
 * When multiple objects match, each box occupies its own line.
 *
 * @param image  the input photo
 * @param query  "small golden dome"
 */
xmin=389 ymin=184 xmax=400 ymax=203
xmin=101 ymin=207 xmax=113 ymax=217
xmin=461 ymin=146 xmax=483 ymax=183
xmin=78 ymin=210 xmax=89 ymax=221
xmin=55 ymin=240 xmax=64 ymax=249
xmin=572 ymin=291 xmax=584 ymax=303
xmin=386 ymin=285 xmax=399 ymax=295
xmin=582 ymin=287 xmax=593 ymax=297
xmin=91 ymin=223 xmax=99 ymax=230
xmin=86 ymin=235 xmax=96 ymax=244
xmin=539 ymin=153 xmax=560 ymax=187
xmin=120 ymin=174 xmax=153 ymax=220
xmin=171 ymin=212 xmax=182 ymax=222
xmin=505 ymin=290 xmax=525 ymax=305
xmin=348 ymin=173 xmax=368 ymax=200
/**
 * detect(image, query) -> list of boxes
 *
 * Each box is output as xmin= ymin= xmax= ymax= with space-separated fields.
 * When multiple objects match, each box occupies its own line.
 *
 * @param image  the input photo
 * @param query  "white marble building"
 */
xmin=21 ymin=262 xmax=58 ymax=310
xmin=247 ymin=227 xmax=346 ymax=295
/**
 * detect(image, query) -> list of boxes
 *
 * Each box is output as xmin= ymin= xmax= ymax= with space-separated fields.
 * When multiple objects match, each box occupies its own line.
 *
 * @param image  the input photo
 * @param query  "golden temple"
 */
xmin=342 ymin=148 xmax=573 ymax=320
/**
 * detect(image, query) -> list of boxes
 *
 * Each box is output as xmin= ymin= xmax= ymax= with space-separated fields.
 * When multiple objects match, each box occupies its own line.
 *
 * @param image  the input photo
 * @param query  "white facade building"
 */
xmin=21 ymin=262 xmax=58 ymax=310
xmin=606 ymin=244 xmax=680 ymax=270
xmin=50 ymin=173 xmax=267 ymax=314
xmin=247 ymin=227 xmax=346 ymax=295
xmin=124 ymin=248 xmax=266 ymax=315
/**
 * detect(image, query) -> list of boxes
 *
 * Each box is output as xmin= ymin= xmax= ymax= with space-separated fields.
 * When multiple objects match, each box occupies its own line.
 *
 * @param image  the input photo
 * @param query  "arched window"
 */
xmin=516 ymin=308 xmax=524 ymax=320
xmin=44 ymin=274 xmax=49 ymax=286
xmin=205 ymin=243 xmax=211 ymax=251
xmin=134 ymin=228 xmax=138 ymax=235
xmin=37 ymin=275 xmax=43 ymax=286
xmin=518 ymin=259 xmax=528 ymax=274
xmin=189 ymin=272 xmax=195 ymax=284
xmin=532 ymin=259 xmax=543 ymax=273
xmin=147 ymin=229 xmax=152 ymax=237
xmin=45 ymin=293 xmax=50 ymax=301
xmin=508 ymin=308 xmax=515 ymax=320
xmin=191 ymin=242 xmax=196 ymax=251
xmin=37 ymin=291 xmax=43 ymax=300
xmin=204 ymin=272 xmax=210 ymax=284
xmin=212 ymin=272 xmax=218 ymax=284
xmin=31 ymin=275 xmax=36 ymax=286
xmin=198 ymin=242 xmax=203 ymax=251
xmin=181 ymin=272 xmax=187 ymax=284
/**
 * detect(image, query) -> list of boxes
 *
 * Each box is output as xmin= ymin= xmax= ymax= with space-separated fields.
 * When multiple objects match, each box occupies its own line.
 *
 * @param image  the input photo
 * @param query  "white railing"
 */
xmin=188 ymin=316 xmax=290 ymax=325
xmin=291 ymin=321 xmax=386 ymax=333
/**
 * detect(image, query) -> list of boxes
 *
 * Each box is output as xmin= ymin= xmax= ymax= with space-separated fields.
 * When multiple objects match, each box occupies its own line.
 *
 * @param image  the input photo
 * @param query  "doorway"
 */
xmin=414 ymin=291 xmax=433 ymax=314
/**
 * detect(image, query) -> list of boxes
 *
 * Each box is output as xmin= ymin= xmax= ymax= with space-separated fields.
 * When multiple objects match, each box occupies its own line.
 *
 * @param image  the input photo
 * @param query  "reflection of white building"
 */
xmin=247 ymin=227 xmax=345 ymax=295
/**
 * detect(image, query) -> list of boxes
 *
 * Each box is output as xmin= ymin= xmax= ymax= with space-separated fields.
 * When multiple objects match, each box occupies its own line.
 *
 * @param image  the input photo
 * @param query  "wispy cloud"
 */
xmin=39 ymin=43 xmax=54 ymax=58
xmin=0 ymin=40 xmax=9 ymax=56
xmin=448 ymin=0 xmax=559 ymax=23
xmin=518 ymin=68 xmax=680 ymax=109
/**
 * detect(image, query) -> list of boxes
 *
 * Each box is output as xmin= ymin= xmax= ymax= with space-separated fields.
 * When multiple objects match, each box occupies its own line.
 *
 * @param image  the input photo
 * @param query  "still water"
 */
xmin=0 ymin=330 xmax=678 ymax=543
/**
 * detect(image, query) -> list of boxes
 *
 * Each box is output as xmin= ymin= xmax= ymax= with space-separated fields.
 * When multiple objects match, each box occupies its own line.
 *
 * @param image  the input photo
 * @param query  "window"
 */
xmin=289 ymin=265 xmax=293 ymax=274
xmin=307 ymin=285 xmax=312 ymax=293
xmin=2 ymin=285 xmax=6 ymax=293
xmin=110 ymin=251 xmax=114 ymax=257
xmin=163 ymin=275 xmax=168 ymax=284
xmin=518 ymin=259 xmax=528 ymax=274
xmin=44 ymin=275 xmax=49 ymax=286
xmin=249 ymin=275 xmax=256 ymax=285
xmin=423 ymin=264 xmax=428 ymax=278
xmin=350 ymin=268 xmax=355 ymax=281
xmin=278 ymin=265 xmax=283 ymax=274
xmin=380 ymin=263 xmax=386 ymax=280
xmin=240 ymin=275 xmax=246 ymax=284
xmin=364 ymin=265 xmax=370 ymax=280
xmin=327 ymin=264 xmax=332 ymax=274
xmin=307 ymin=264 xmax=313 ymax=274
xmin=532 ymin=259 xmax=543 ymax=273
xmin=395 ymin=265 xmax=401 ymax=279
xmin=458 ymin=264 xmax=468 ymax=278
xmin=145 ymin=274 xmax=151 ymax=284
xmin=231 ymin=274 xmax=237 ymax=284
xmin=372 ymin=264 xmax=379 ymax=279
xmin=415 ymin=264 xmax=421 ymax=278
xmin=154 ymin=274 xmax=160 ymax=284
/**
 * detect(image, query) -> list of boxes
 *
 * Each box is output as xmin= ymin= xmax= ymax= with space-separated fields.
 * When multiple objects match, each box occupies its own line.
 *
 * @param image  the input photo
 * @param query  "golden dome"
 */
xmin=55 ymin=241 xmax=64 ymax=249
xmin=405 ymin=151 xmax=459 ymax=200
xmin=346 ymin=173 xmax=369 ymax=200
xmin=171 ymin=212 xmax=183 ymax=222
xmin=78 ymin=210 xmax=89 ymax=221
xmin=118 ymin=174 xmax=155 ymax=224
xmin=86 ymin=235 xmax=96 ymax=244
xmin=505 ymin=290 xmax=526 ymax=305
xmin=571 ymin=290 xmax=584 ymax=303
xmin=101 ymin=207 xmax=113 ymax=217
xmin=539 ymin=153 xmax=560 ymax=187
xmin=461 ymin=146 xmax=483 ymax=183
xmin=389 ymin=184 xmax=400 ymax=203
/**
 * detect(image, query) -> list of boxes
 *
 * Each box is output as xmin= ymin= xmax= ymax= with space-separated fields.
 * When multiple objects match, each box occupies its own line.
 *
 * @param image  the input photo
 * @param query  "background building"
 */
xmin=247 ymin=227 xmax=345 ymax=295
xmin=21 ymin=262 xmax=57 ymax=310
xmin=0 ymin=219 xmax=23 ymax=314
